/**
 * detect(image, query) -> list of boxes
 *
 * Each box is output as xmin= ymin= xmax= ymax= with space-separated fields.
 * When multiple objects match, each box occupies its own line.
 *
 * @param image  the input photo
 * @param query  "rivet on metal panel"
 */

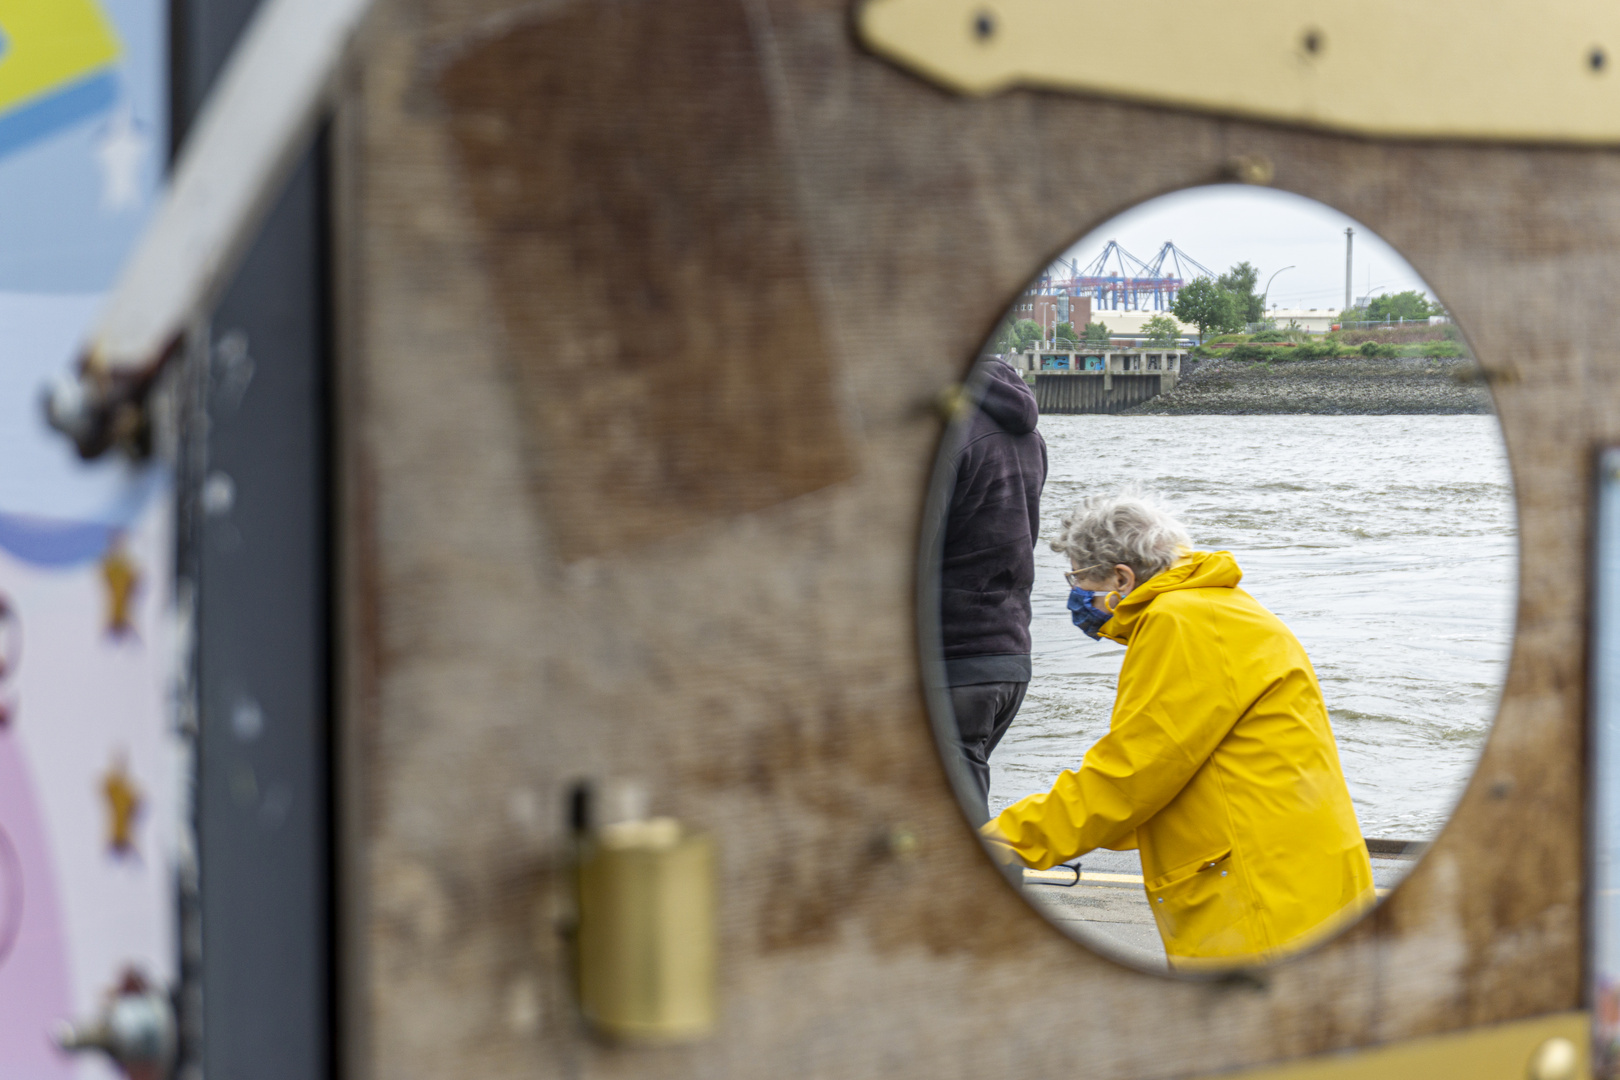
xmin=935 ymin=383 xmax=971 ymax=422
xmin=885 ymin=823 xmax=921 ymax=861
xmin=1225 ymin=154 xmax=1275 ymax=186
xmin=1527 ymin=1036 xmax=1579 ymax=1080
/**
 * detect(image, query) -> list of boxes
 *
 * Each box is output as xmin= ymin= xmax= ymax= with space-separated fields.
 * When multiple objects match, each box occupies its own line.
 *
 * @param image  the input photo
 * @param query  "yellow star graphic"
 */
xmin=102 ymin=756 xmax=142 ymax=856
xmin=101 ymin=537 xmax=140 ymax=638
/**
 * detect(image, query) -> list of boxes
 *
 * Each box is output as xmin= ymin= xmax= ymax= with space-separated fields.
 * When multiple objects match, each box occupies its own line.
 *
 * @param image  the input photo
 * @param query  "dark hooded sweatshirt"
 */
xmin=939 ymin=360 xmax=1047 ymax=686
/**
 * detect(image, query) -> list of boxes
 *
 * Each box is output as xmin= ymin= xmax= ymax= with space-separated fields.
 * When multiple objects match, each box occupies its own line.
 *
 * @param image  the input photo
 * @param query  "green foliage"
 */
xmin=1172 ymin=278 xmax=1245 ymax=341
xmin=991 ymin=318 xmax=1045 ymax=351
xmin=1054 ymin=321 xmax=1078 ymax=344
xmin=1411 ymin=340 xmax=1465 ymax=358
xmin=1343 ymin=292 xmax=1437 ymax=325
xmin=1140 ymin=315 xmax=1180 ymax=346
xmin=1221 ymin=340 xmax=1343 ymax=361
xmin=1082 ymin=320 xmax=1111 ymax=345
xmin=1248 ymin=329 xmax=1288 ymax=343
xmin=1216 ymin=261 xmax=1264 ymax=323
xmin=1211 ymin=338 xmax=1466 ymax=363
xmin=1389 ymin=340 xmax=1465 ymax=359
xmin=1365 ymin=291 xmax=1435 ymax=322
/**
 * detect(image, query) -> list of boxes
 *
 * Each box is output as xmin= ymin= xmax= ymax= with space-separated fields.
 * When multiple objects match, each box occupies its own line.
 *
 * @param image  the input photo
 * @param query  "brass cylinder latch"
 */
xmin=571 ymin=784 xmax=717 ymax=1042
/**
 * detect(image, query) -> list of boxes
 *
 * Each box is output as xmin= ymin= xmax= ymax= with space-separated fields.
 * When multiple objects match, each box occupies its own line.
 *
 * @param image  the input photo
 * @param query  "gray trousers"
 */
xmin=948 ymin=681 xmax=1028 ymax=822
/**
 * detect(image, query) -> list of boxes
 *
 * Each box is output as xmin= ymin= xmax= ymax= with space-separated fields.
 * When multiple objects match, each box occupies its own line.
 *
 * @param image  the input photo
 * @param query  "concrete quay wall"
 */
xmin=1034 ymin=372 xmax=1171 ymax=414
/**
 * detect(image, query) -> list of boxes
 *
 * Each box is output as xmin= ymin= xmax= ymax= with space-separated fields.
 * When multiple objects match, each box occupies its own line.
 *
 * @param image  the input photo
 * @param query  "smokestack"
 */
xmin=1344 ymin=227 xmax=1354 ymax=312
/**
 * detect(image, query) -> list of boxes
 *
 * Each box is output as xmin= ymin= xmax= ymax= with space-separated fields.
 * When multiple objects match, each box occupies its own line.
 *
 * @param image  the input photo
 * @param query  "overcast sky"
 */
xmin=1055 ymin=185 xmax=1431 ymax=312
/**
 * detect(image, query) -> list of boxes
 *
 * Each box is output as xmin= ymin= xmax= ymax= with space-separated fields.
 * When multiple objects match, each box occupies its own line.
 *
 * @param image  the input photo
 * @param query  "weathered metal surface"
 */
xmin=1194 ymin=1011 xmax=1588 ymax=1080
xmin=1034 ymin=372 xmax=1168 ymax=414
xmin=338 ymin=0 xmax=1610 ymax=1076
xmin=434 ymin=1 xmax=856 ymax=559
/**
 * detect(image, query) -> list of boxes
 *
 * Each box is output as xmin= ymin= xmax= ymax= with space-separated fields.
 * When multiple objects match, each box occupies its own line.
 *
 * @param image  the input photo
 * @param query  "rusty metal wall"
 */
xmin=1034 ymin=373 xmax=1169 ymax=414
xmin=335 ymin=0 xmax=1606 ymax=1076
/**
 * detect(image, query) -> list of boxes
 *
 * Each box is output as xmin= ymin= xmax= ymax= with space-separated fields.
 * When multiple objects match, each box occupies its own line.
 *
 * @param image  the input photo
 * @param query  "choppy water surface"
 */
xmin=987 ymin=414 xmax=1516 ymax=840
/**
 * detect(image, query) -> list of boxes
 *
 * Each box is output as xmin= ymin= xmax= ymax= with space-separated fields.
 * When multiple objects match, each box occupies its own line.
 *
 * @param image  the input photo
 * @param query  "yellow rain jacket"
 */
xmin=985 ymin=551 xmax=1374 ymax=966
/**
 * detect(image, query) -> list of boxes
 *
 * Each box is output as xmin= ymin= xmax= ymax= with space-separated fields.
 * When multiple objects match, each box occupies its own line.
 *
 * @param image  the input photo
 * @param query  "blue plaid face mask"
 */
xmin=1068 ymin=587 xmax=1121 ymax=640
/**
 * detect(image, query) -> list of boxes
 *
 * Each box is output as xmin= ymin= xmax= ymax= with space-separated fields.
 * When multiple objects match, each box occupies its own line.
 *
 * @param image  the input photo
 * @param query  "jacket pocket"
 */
xmin=1146 ymin=849 xmax=1256 ymax=959
xmin=1147 ymin=849 xmax=1231 ymax=893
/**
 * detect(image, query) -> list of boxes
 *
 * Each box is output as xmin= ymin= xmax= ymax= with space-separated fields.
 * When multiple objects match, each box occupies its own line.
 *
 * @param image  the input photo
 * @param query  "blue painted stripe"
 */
xmin=0 ymin=515 xmax=111 ymax=567
xmin=0 ymin=69 xmax=117 ymax=163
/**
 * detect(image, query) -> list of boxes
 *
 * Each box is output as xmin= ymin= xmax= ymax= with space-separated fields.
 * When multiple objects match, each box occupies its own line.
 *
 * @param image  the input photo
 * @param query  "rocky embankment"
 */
xmin=1129 ymin=356 xmax=1493 ymax=415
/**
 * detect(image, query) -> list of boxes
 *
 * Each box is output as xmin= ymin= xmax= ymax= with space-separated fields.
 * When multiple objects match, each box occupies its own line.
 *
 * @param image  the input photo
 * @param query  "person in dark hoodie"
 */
xmin=936 ymin=357 xmax=1047 ymax=820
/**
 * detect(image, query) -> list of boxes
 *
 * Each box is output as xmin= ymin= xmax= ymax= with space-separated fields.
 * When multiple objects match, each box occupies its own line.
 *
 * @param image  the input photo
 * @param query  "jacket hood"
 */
xmin=1101 ymin=550 xmax=1242 ymax=643
xmin=974 ymin=360 xmax=1039 ymax=435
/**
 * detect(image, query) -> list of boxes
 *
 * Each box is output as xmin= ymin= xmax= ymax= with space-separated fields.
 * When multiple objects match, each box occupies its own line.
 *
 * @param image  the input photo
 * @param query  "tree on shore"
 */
xmin=1217 ymin=261 xmax=1264 ymax=323
xmin=1172 ymin=278 xmax=1244 ymax=342
xmin=1365 ymin=290 xmax=1435 ymax=322
xmin=1082 ymin=320 xmax=1111 ymax=345
xmin=1340 ymin=291 xmax=1437 ymax=326
xmin=992 ymin=318 xmax=1045 ymax=351
xmin=1054 ymin=321 xmax=1078 ymax=344
xmin=1141 ymin=315 xmax=1180 ymax=346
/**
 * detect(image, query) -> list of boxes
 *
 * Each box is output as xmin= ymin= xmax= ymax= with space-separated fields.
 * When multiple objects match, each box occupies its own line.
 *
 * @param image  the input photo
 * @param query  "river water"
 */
xmin=985 ymin=414 xmax=1517 ymax=841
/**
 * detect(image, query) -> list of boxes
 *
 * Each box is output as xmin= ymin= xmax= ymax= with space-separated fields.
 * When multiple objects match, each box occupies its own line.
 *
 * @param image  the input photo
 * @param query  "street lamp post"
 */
xmin=1261 ymin=266 xmax=1295 ymax=320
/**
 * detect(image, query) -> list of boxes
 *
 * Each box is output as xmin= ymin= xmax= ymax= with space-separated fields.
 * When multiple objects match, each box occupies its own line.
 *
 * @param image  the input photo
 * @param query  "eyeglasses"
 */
xmin=1063 ymin=564 xmax=1109 ymax=588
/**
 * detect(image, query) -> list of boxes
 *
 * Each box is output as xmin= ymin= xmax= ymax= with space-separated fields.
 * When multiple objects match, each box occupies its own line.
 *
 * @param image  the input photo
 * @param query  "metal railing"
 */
xmin=1337 ymin=317 xmax=1453 ymax=329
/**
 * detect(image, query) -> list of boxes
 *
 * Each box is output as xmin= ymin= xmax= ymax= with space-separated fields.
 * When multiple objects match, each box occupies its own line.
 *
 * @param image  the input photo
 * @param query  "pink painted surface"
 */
xmin=0 ymin=729 xmax=72 ymax=1078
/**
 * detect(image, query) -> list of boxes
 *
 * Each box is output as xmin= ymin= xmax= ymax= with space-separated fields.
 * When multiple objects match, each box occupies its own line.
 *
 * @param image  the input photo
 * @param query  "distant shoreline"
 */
xmin=1126 ymin=356 xmax=1494 ymax=415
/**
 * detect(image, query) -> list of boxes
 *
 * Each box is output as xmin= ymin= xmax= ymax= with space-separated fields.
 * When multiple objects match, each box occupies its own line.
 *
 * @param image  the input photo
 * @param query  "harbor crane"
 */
xmin=1036 ymin=240 xmax=1219 ymax=312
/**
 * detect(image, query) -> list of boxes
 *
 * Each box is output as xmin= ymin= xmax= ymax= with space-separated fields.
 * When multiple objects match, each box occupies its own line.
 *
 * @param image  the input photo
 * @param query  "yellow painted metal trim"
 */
xmin=1188 ymin=1011 xmax=1589 ymax=1080
xmin=855 ymin=0 xmax=1620 ymax=145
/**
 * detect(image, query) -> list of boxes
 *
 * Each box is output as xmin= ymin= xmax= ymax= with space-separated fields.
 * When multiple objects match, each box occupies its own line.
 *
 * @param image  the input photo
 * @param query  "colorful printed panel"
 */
xmin=0 ymin=0 xmax=121 ymax=161
xmin=0 ymin=3 xmax=172 ymax=1077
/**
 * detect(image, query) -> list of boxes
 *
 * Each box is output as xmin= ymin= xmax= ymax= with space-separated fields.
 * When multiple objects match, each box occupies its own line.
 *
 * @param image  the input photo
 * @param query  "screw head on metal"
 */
xmin=1526 ymin=1036 xmax=1578 ymax=1080
xmin=935 ymin=383 xmax=971 ymax=422
xmin=1225 ymin=154 xmax=1275 ymax=186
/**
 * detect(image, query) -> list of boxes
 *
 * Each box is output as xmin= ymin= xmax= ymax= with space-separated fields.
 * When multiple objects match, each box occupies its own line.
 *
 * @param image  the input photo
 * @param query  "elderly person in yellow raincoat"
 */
xmin=983 ymin=492 xmax=1374 ymax=968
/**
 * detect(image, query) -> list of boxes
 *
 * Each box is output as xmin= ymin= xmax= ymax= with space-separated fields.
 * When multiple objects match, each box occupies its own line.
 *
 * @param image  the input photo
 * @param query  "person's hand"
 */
xmin=979 ymin=818 xmax=1022 ymax=867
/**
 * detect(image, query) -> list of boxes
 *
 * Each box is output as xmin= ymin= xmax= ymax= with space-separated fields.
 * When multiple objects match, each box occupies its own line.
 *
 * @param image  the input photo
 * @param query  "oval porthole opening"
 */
xmin=919 ymin=184 xmax=1516 ymax=976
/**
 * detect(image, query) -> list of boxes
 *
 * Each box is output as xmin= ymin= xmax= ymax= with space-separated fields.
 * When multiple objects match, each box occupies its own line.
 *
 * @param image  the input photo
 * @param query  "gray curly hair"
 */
xmin=1050 ymin=490 xmax=1192 ymax=582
